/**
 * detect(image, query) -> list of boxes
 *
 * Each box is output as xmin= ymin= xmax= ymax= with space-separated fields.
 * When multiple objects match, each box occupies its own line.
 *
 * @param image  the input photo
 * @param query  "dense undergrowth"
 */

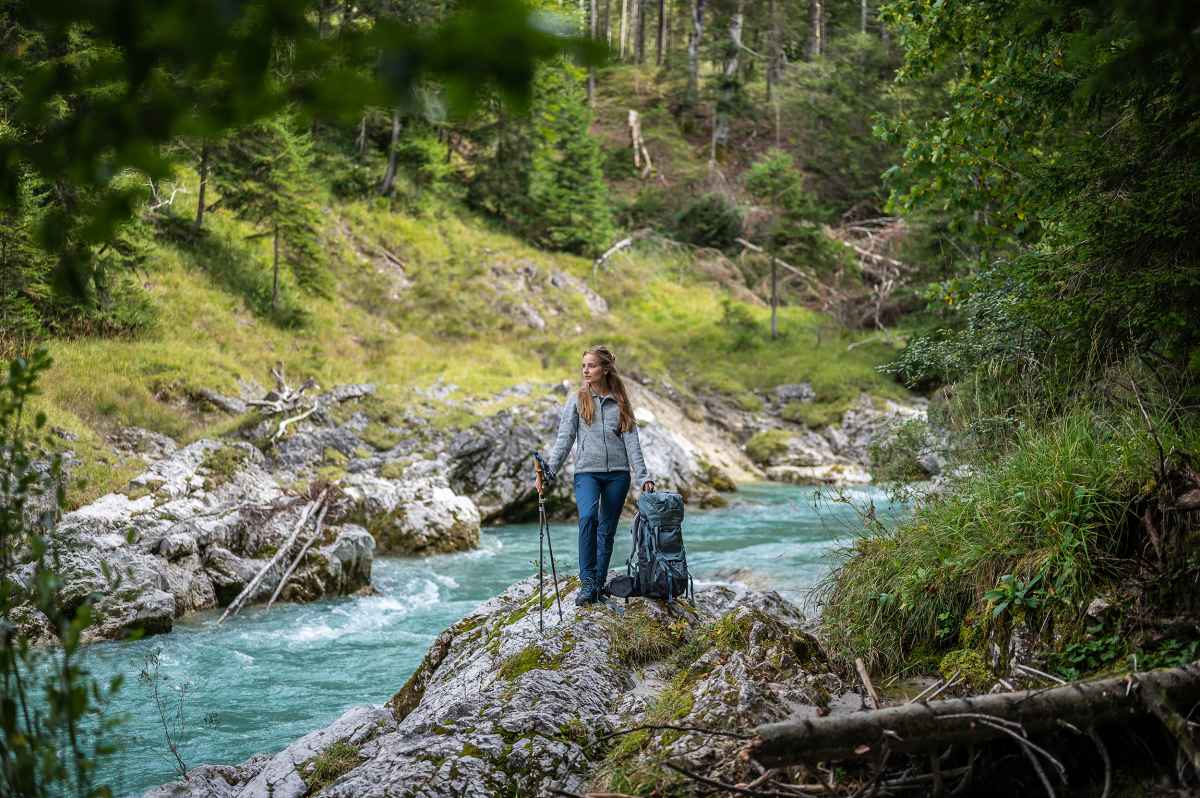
xmin=822 ymin=390 xmax=1200 ymax=679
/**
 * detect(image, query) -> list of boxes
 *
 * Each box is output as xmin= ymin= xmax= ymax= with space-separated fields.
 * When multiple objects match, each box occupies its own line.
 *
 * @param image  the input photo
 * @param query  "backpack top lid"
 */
xmin=636 ymin=491 xmax=684 ymax=528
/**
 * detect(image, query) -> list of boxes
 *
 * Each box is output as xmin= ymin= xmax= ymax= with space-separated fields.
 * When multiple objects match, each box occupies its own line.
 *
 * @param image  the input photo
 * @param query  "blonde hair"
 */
xmin=576 ymin=345 xmax=636 ymax=433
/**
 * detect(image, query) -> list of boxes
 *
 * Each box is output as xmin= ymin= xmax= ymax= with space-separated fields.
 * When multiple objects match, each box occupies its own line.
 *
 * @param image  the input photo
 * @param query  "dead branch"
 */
xmin=272 ymin=401 xmax=319 ymax=443
xmin=1138 ymin=674 xmax=1200 ymax=773
xmin=266 ymin=499 xmax=331 ymax=610
xmin=747 ymin=664 xmax=1200 ymax=766
xmin=856 ymin=658 xmax=882 ymax=710
xmin=217 ymin=491 xmax=327 ymax=624
xmin=627 ymin=110 xmax=653 ymax=178
xmin=593 ymin=228 xmax=656 ymax=273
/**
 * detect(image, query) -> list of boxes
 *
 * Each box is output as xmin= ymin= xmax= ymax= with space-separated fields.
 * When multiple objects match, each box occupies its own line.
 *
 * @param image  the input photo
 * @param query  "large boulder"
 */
xmin=339 ymin=471 xmax=480 ymax=554
xmin=143 ymin=577 xmax=851 ymax=798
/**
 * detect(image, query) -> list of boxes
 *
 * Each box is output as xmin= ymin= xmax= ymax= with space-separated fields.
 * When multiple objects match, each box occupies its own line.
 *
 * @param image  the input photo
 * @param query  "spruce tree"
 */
xmin=211 ymin=115 xmax=328 ymax=309
xmin=526 ymin=61 xmax=614 ymax=256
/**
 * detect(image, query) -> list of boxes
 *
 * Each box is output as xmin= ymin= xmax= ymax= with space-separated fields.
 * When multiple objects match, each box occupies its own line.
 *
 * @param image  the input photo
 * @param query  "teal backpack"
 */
xmin=606 ymin=491 xmax=694 ymax=604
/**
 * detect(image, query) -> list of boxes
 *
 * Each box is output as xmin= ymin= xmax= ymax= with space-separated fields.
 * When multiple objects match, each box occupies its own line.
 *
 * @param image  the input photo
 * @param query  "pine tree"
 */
xmin=211 ymin=115 xmax=328 ymax=309
xmin=526 ymin=62 xmax=614 ymax=256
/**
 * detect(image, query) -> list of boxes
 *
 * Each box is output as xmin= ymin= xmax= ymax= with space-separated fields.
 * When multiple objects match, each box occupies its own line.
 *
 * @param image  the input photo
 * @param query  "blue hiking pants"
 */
xmin=573 ymin=470 xmax=631 ymax=595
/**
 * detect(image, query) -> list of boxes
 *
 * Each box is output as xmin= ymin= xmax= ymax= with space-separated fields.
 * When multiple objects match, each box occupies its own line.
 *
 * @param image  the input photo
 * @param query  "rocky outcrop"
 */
xmin=143 ymin=577 xmax=853 ymax=797
xmin=339 ymin=471 xmax=480 ymax=554
xmin=17 ymin=439 xmax=378 ymax=643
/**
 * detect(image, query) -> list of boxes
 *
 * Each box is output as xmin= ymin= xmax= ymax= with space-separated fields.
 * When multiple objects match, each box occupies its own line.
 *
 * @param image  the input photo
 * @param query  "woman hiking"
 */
xmin=537 ymin=345 xmax=654 ymax=606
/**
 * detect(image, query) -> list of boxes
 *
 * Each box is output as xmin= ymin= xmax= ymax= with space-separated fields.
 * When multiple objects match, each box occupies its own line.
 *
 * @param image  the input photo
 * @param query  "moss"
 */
xmin=745 ymin=430 xmax=790 ymax=465
xmin=124 ymin=478 xmax=164 ymax=500
xmin=316 ymin=465 xmax=347 ymax=483
xmin=781 ymin=399 xmax=849 ymax=428
xmin=200 ymin=444 xmax=249 ymax=490
xmin=302 ymin=739 xmax=362 ymax=793
xmin=939 ymin=648 xmax=991 ymax=691
xmin=460 ymin=741 xmax=484 ymax=758
xmin=735 ymin=392 xmax=764 ymax=412
xmin=702 ymin=462 xmax=736 ymax=492
xmin=352 ymin=445 xmax=373 ymax=459
xmin=323 ymin=447 xmax=349 ymax=466
xmin=380 ymin=461 xmax=407 ymax=480
xmin=361 ymin=422 xmax=403 ymax=451
xmin=499 ymin=644 xmax=560 ymax=680
xmin=711 ymin=610 xmax=756 ymax=652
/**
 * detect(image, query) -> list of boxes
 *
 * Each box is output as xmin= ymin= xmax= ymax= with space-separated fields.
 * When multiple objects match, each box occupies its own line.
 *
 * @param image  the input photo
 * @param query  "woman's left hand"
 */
xmin=642 ymin=481 xmax=655 ymax=492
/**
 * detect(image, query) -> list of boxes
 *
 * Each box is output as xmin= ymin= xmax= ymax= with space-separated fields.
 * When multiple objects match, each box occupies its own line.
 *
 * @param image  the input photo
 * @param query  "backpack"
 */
xmin=605 ymin=491 xmax=694 ymax=604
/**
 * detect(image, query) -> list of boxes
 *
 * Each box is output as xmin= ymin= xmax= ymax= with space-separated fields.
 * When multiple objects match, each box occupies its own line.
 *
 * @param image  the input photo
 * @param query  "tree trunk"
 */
xmin=635 ymin=0 xmax=646 ymax=64
xmin=619 ymin=0 xmax=628 ymax=59
xmin=770 ymin=256 xmax=778 ymax=339
xmin=271 ymin=222 xmax=280 ymax=311
xmin=601 ymin=0 xmax=611 ymax=45
xmin=588 ymin=0 xmax=598 ymax=106
xmin=379 ymin=108 xmax=401 ymax=196
xmin=711 ymin=0 xmax=743 ymax=159
xmin=807 ymin=0 xmax=823 ymax=59
xmin=356 ymin=113 xmax=367 ymax=159
xmin=656 ymin=0 xmax=666 ymax=65
xmin=194 ymin=141 xmax=209 ymax=230
xmin=747 ymin=664 xmax=1200 ymax=766
xmin=766 ymin=0 xmax=778 ymax=103
xmin=685 ymin=0 xmax=706 ymax=110
xmin=861 ymin=0 xmax=868 ymax=34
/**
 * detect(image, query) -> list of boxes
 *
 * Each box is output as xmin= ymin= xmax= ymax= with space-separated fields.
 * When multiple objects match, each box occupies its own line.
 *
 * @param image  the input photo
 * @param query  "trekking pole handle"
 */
xmin=532 ymin=452 xmax=551 ymax=497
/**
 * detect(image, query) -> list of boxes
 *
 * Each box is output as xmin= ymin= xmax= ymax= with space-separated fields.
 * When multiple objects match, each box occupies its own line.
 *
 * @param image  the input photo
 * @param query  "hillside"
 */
xmin=38 ymin=163 xmax=906 ymax=511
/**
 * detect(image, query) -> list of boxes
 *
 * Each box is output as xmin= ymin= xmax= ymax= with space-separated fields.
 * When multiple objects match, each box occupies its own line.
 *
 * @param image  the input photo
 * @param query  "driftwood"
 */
xmin=245 ymin=363 xmax=320 ymax=443
xmin=746 ymin=664 xmax=1200 ymax=766
xmin=266 ymin=499 xmax=331 ymax=610
xmin=217 ymin=491 xmax=328 ymax=624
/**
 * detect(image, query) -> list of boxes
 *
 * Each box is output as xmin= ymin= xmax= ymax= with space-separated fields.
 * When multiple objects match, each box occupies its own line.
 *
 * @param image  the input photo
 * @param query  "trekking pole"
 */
xmin=532 ymin=454 xmax=564 ymax=632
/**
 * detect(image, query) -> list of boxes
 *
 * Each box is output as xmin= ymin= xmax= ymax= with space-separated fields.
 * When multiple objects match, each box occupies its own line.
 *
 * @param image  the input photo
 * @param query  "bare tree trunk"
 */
xmin=861 ymin=0 xmax=868 ymax=33
xmin=770 ymin=255 xmax=778 ymax=339
xmin=765 ymin=0 xmax=779 ymax=103
xmin=710 ymin=0 xmax=743 ymax=159
xmin=379 ymin=108 xmax=401 ymax=195
xmin=588 ymin=0 xmax=598 ymax=106
xmin=619 ymin=0 xmax=628 ymax=59
xmin=356 ymin=113 xmax=367 ymax=159
xmin=271 ymin=222 xmax=280 ymax=310
xmin=194 ymin=141 xmax=209 ymax=231
xmin=635 ymin=0 xmax=646 ymax=64
xmin=601 ymin=0 xmax=611 ymax=45
xmin=807 ymin=0 xmax=823 ymax=59
xmin=656 ymin=0 xmax=666 ymax=65
xmin=685 ymin=0 xmax=706 ymax=110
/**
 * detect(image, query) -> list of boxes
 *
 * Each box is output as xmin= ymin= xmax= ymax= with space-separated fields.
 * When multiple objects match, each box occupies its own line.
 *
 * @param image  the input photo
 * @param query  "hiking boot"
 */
xmin=574 ymin=589 xmax=597 ymax=607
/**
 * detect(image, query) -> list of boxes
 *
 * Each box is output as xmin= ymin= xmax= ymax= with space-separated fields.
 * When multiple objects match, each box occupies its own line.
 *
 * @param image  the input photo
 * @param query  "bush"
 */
xmin=745 ymin=430 xmax=790 ymax=465
xmin=718 ymin=299 xmax=761 ymax=352
xmin=673 ymin=194 xmax=742 ymax=251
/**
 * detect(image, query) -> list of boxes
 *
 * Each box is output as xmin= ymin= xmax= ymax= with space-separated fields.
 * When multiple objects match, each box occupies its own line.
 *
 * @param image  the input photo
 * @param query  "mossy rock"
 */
xmin=361 ymin=422 xmax=403 ymax=451
xmin=498 ymin=643 xmax=567 ymax=680
xmin=379 ymin=461 xmax=407 ymax=480
xmin=201 ymin=444 xmax=250 ymax=490
xmin=323 ymin=447 xmax=349 ymax=466
xmin=745 ymin=430 xmax=790 ymax=465
xmin=781 ymin=400 xmax=847 ymax=429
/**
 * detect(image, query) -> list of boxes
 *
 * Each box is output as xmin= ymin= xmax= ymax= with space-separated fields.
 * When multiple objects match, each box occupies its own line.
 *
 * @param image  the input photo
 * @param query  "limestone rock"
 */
xmin=143 ymin=577 xmax=845 ymax=798
xmin=340 ymin=472 xmax=480 ymax=554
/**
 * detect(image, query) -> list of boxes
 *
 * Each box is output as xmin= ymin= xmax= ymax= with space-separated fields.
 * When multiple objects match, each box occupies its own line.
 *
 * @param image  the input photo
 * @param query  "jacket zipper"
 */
xmin=601 ymin=395 xmax=610 ymax=470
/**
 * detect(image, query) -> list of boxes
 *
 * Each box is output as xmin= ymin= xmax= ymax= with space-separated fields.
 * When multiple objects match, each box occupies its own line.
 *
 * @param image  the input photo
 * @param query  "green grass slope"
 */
xmin=34 ymin=163 xmax=904 ymax=511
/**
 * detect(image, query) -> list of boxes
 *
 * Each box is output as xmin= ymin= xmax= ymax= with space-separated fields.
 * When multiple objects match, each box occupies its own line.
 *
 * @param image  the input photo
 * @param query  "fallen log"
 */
xmin=746 ymin=663 xmax=1200 ymax=766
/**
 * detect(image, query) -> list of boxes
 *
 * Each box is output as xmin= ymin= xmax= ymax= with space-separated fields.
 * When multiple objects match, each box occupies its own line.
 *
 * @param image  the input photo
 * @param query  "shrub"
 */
xmin=745 ymin=430 xmax=790 ymax=465
xmin=673 ymin=194 xmax=742 ymax=251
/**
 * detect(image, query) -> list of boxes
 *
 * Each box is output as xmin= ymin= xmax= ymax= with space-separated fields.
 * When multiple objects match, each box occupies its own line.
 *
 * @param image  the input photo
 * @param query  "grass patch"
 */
xmin=781 ymin=398 xmax=849 ymax=428
xmin=498 ymin=642 xmax=570 ymax=680
xmin=200 ymin=444 xmax=249 ymax=490
xmin=601 ymin=603 xmax=690 ymax=666
xmin=303 ymin=740 xmax=362 ymax=793
xmin=820 ymin=409 xmax=1199 ymax=675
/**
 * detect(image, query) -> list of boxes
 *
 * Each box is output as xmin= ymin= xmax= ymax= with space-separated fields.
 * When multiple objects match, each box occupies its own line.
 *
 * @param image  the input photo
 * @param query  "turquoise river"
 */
xmin=79 ymin=483 xmax=903 ymax=796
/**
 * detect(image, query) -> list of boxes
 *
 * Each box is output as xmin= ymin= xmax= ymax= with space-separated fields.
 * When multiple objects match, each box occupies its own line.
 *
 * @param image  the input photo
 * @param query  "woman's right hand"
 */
xmin=534 ymin=472 xmax=544 ymax=495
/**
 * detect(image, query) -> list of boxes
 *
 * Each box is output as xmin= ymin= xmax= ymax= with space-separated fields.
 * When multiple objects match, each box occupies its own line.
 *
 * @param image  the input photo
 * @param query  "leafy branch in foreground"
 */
xmin=0 ymin=349 xmax=123 ymax=797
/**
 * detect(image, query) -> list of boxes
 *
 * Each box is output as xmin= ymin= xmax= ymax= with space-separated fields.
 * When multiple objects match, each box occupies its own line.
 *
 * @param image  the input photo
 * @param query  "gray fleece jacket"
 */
xmin=545 ymin=390 xmax=651 ymax=486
